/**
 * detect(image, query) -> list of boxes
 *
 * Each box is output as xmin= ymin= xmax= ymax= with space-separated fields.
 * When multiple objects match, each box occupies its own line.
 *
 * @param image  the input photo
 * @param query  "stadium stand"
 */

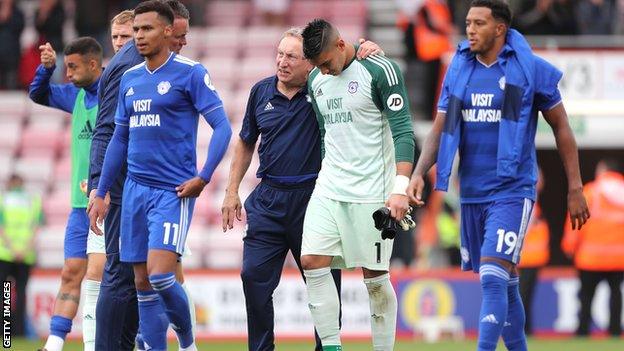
xmin=0 ymin=0 xmax=401 ymax=269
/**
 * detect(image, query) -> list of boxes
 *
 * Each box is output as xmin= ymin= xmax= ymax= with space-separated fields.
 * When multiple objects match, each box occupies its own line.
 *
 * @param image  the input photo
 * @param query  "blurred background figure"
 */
xmin=576 ymin=0 xmax=618 ymax=34
xmin=396 ymin=0 xmax=453 ymax=120
xmin=518 ymin=167 xmax=550 ymax=336
xmin=0 ymin=174 xmax=44 ymax=337
xmin=30 ymin=0 xmax=65 ymax=85
xmin=0 ymin=0 xmax=24 ymax=89
xmin=74 ymin=0 xmax=110 ymax=55
xmin=252 ymin=0 xmax=291 ymax=26
xmin=562 ymin=158 xmax=624 ymax=337
xmin=513 ymin=0 xmax=578 ymax=35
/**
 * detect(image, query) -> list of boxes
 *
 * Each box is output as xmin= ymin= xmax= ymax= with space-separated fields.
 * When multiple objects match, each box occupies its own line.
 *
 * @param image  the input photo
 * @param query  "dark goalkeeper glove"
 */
xmin=372 ymin=206 xmax=416 ymax=240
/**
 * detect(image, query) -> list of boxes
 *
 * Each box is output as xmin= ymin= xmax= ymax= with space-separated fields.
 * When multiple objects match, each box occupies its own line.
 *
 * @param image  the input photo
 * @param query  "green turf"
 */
xmin=7 ymin=338 xmax=624 ymax=351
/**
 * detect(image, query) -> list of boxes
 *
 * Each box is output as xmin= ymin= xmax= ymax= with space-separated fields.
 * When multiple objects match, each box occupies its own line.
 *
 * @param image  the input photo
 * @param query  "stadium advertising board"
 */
xmin=25 ymin=269 xmax=622 ymax=339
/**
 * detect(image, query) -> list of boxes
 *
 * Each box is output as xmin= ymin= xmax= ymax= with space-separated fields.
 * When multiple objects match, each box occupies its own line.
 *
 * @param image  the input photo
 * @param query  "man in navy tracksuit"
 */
xmin=88 ymin=37 xmax=142 ymax=350
xmin=221 ymin=28 xmax=381 ymax=351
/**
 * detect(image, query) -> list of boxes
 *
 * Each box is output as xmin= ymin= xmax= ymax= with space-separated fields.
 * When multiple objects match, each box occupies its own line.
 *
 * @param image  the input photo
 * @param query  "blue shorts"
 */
xmin=120 ymin=178 xmax=195 ymax=263
xmin=64 ymin=208 xmax=89 ymax=259
xmin=460 ymin=197 xmax=534 ymax=272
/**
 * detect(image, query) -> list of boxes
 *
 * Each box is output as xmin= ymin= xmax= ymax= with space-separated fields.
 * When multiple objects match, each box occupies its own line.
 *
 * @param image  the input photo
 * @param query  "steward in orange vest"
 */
xmin=397 ymin=0 xmax=453 ymax=62
xmin=519 ymin=204 xmax=550 ymax=268
xmin=562 ymin=160 xmax=624 ymax=336
xmin=562 ymin=170 xmax=624 ymax=271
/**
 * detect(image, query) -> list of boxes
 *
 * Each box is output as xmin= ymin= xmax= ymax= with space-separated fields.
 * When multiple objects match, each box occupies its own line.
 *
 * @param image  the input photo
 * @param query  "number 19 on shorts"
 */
xmin=496 ymin=229 xmax=518 ymax=255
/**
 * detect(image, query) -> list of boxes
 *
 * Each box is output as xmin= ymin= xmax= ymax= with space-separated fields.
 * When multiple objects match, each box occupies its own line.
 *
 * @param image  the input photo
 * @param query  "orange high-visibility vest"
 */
xmin=519 ymin=204 xmax=550 ymax=268
xmin=414 ymin=0 xmax=453 ymax=62
xmin=562 ymin=171 xmax=624 ymax=271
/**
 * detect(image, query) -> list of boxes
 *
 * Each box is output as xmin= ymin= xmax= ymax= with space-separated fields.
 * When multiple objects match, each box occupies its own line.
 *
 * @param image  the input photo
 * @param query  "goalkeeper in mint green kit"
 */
xmin=300 ymin=19 xmax=415 ymax=351
xmin=29 ymin=37 xmax=105 ymax=351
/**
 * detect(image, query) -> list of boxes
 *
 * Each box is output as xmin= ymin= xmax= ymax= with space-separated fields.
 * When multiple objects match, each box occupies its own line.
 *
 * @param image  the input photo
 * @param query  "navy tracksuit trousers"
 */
xmin=242 ymin=180 xmax=341 ymax=351
xmin=95 ymin=203 xmax=139 ymax=350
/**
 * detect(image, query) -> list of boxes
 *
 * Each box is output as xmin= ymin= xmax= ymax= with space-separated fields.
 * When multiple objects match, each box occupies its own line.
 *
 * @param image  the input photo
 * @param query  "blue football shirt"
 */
xmin=438 ymin=58 xmax=562 ymax=203
xmin=115 ymin=53 xmax=224 ymax=190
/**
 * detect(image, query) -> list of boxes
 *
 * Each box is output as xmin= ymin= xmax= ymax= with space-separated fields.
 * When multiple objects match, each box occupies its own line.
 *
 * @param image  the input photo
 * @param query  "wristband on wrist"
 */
xmin=391 ymin=175 xmax=410 ymax=196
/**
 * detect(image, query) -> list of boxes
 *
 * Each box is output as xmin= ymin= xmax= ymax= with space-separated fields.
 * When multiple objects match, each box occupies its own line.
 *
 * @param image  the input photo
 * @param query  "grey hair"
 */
xmin=281 ymin=27 xmax=303 ymax=41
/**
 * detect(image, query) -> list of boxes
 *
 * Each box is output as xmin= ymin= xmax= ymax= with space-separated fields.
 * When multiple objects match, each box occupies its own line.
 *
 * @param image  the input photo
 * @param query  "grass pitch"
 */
xmin=8 ymin=337 xmax=624 ymax=350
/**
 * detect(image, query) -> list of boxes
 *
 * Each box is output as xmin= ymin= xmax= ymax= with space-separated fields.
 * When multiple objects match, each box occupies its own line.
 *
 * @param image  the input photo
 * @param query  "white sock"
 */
xmin=364 ymin=273 xmax=397 ymax=351
xmin=82 ymin=279 xmax=100 ymax=351
xmin=44 ymin=335 xmax=65 ymax=351
xmin=304 ymin=267 xmax=341 ymax=347
xmin=181 ymin=282 xmax=196 ymax=331
xmin=180 ymin=342 xmax=198 ymax=351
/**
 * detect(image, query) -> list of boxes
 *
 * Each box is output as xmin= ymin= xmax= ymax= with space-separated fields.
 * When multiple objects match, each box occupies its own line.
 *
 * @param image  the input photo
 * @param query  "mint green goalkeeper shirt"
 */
xmin=308 ymin=52 xmax=415 ymax=203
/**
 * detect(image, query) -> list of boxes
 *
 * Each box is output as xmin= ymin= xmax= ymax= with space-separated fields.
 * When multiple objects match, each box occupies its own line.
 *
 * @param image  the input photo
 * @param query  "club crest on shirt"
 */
xmin=204 ymin=73 xmax=216 ymax=91
xmin=499 ymin=76 xmax=506 ymax=91
xmin=347 ymin=81 xmax=359 ymax=94
xmin=157 ymin=81 xmax=171 ymax=95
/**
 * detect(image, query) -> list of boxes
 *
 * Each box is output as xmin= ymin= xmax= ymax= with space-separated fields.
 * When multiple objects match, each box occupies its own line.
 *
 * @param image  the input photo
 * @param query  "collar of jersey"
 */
xmin=271 ymin=75 xmax=307 ymax=99
xmin=145 ymin=52 xmax=175 ymax=75
xmin=475 ymin=57 xmax=499 ymax=68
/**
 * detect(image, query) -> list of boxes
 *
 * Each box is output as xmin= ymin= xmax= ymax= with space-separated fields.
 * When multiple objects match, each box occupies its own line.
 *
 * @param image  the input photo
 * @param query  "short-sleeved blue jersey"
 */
xmin=115 ymin=53 xmax=224 ymax=190
xmin=240 ymin=76 xmax=320 ymax=184
xmin=438 ymin=58 xmax=562 ymax=203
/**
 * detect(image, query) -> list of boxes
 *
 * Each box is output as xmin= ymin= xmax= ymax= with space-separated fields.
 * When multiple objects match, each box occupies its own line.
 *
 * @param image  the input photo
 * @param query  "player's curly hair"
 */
xmin=470 ymin=0 xmax=512 ymax=27
xmin=301 ymin=18 xmax=337 ymax=60
xmin=134 ymin=0 xmax=174 ymax=25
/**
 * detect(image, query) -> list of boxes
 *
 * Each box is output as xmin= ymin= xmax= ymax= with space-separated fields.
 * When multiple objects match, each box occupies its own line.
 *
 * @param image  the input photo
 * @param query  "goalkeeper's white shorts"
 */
xmin=301 ymin=194 xmax=393 ymax=271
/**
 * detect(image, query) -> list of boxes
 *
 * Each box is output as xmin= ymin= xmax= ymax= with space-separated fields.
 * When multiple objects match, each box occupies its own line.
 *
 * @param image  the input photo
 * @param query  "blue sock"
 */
xmin=49 ymin=315 xmax=72 ymax=339
xmin=135 ymin=331 xmax=145 ymax=351
xmin=478 ymin=263 xmax=510 ymax=351
xmin=502 ymin=276 xmax=528 ymax=351
xmin=137 ymin=290 xmax=168 ymax=351
xmin=150 ymin=272 xmax=194 ymax=348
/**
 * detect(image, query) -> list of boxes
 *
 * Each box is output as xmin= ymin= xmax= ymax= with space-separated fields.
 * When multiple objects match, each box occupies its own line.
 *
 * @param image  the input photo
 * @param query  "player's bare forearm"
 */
xmin=396 ymin=161 xmax=413 ymax=177
xmin=543 ymin=103 xmax=590 ymax=229
xmin=408 ymin=112 xmax=445 ymax=206
xmin=543 ymin=104 xmax=583 ymax=191
xmin=413 ymin=112 xmax=446 ymax=177
xmin=226 ymin=138 xmax=255 ymax=193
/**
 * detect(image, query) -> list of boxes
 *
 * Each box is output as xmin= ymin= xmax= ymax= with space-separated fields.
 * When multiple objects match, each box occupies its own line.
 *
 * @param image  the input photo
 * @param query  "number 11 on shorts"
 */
xmin=496 ymin=229 xmax=518 ymax=255
xmin=163 ymin=222 xmax=179 ymax=245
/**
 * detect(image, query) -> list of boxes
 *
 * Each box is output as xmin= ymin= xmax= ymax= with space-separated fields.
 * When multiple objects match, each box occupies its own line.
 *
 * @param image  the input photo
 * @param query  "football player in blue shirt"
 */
xmin=407 ymin=1 xmax=589 ymax=350
xmin=88 ymin=2 xmax=232 ymax=350
xmin=88 ymin=3 xmax=196 ymax=350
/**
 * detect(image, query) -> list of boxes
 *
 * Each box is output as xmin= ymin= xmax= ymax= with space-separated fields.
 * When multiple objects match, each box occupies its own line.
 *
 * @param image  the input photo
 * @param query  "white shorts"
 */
xmin=86 ymin=228 xmax=105 ymax=254
xmin=301 ymin=194 xmax=393 ymax=271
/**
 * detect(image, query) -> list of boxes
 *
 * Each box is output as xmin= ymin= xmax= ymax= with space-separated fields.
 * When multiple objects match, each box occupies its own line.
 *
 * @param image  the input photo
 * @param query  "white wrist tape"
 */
xmin=391 ymin=175 xmax=410 ymax=196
